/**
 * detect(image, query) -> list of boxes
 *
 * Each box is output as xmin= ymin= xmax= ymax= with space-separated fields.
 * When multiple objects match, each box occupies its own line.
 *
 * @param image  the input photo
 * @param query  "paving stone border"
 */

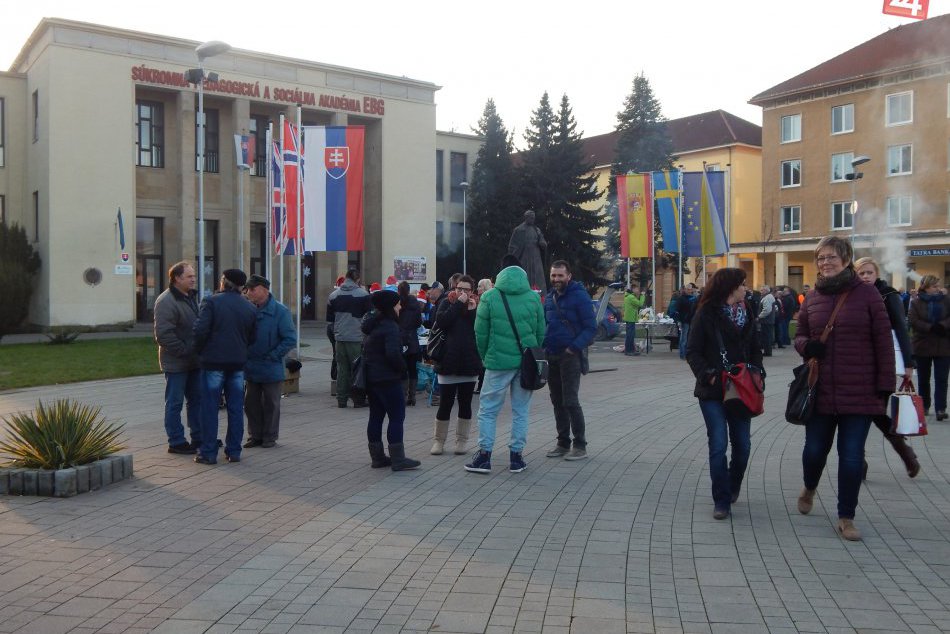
xmin=0 ymin=454 xmax=133 ymax=497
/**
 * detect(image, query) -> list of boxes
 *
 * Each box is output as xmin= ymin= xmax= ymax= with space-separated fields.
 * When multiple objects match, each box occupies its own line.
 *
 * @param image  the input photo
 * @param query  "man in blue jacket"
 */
xmin=193 ymin=269 xmax=257 ymax=465
xmin=242 ymin=274 xmax=296 ymax=449
xmin=543 ymin=260 xmax=597 ymax=461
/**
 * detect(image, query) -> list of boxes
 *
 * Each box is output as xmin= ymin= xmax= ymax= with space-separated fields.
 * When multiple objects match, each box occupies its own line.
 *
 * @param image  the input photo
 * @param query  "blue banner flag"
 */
xmin=652 ymin=170 xmax=681 ymax=253
xmin=681 ymin=171 xmax=727 ymax=256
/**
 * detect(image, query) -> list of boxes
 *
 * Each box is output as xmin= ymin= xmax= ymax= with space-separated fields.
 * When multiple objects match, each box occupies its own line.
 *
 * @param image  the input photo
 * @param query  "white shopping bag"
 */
xmin=892 ymin=330 xmax=905 ymax=376
xmin=889 ymin=380 xmax=927 ymax=437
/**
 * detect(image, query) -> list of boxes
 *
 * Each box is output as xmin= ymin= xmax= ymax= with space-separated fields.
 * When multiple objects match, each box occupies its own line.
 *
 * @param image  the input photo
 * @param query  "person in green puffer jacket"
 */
xmin=464 ymin=266 xmax=546 ymax=475
xmin=623 ymin=285 xmax=646 ymax=356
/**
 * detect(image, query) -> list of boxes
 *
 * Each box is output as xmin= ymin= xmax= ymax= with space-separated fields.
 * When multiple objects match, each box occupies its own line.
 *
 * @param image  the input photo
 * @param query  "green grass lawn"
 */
xmin=0 ymin=338 xmax=160 ymax=390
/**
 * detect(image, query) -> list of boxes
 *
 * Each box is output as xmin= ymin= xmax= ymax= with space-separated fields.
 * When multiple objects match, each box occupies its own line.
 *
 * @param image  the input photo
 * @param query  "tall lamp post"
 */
xmin=187 ymin=40 xmax=231 ymax=299
xmin=846 ymin=155 xmax=871 ymax=250
xmin=460 ymin=181 xmax=470 ymax=274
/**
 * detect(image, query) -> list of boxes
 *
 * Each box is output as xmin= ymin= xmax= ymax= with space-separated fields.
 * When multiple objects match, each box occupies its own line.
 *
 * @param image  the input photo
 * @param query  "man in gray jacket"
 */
xmin=153 ymin=261 xmax=201 ymax=454
xmin=327 ymin=269 xmax=371 ymax=408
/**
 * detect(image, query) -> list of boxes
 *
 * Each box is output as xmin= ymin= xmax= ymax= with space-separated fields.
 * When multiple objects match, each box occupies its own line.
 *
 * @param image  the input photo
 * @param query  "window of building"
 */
xmin=436 ymin=149 xmax=443 ymax=201
xmin=831 ymin=201 xmax=853 ymax=230
xmin=886 ymin=195 xmax=912 ymax=226
xmin=250 ymin=222 xmax=266 ymax=277
xmin=135 ymin=101 xmax=165 ymax=168
xmin=136 ymin=217 xmax=164 ymax=322
xmin=0 ymin=97 xmax=5 ymax=166
xmin=196 ymin=219 xmax=219 ymax=297
xmin=781 ymin=159 xmax=801 ymax=187
xmin=250 ymin=115 xmax=268 ymax=177
xmin=705 ymin=163 xmax=720 ymax=171
xmin=830 ymin=152 xmax=854 ymax=182
xmin=781 ymin=205 xmax=800 ymax=233
xmin=887 ymin=144 xmax=912 ymax=175
xmin=780 ymin=114 xmax=801 ymax=143
xmin=33 ymin=191 xmax=38 ymax=241
xmin=886 ymin=91 xmax=913 ymax=126
xmin=32 ymin=90 xmax=38 ymax=143
xmin=450 ymin=152 xmax=467 ymax=202
xmin=831 ymin=104 xmax=854 ymax=134
xmin=195 ymin=108 xmax=220 ymax=173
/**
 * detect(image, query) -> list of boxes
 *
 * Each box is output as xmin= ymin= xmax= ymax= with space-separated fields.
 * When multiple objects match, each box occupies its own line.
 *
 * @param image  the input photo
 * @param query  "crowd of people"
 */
xmin=153 ymin=230 xmax=950 ymax=543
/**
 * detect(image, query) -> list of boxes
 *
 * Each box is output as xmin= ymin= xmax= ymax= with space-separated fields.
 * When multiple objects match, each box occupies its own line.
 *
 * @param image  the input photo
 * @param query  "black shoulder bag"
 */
xmin=499 ymin=291 xmax=549 ymax=390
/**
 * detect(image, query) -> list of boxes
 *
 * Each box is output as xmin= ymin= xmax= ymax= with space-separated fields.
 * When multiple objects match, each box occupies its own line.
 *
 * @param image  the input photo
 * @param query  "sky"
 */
xmin=2 ymin=1 xmax=946 ymax=148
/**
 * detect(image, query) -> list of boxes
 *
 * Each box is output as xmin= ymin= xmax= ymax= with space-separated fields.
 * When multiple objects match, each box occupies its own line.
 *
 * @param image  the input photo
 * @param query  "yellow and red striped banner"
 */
xmin=617 ymin=174 xmax=653 ymax=258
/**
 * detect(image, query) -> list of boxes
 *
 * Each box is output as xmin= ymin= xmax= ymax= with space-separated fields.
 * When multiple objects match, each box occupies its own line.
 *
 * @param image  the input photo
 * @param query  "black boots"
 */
xmin=389 ymin=443 xmax=421 ymax=471
xmin=367 ymin=442 xmax=391 ymax=468
xmin=887 ymin=434 xmax=921 ymax=478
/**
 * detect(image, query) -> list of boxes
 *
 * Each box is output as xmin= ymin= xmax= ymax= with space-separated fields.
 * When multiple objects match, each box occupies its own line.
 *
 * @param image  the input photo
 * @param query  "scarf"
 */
xmin=815 ymin=267 xmax=855 ymax=294
xmin=721 ymin=302 xmax=747 ymax=330
xmin=918 ymin=291 xmax=945 ymax=324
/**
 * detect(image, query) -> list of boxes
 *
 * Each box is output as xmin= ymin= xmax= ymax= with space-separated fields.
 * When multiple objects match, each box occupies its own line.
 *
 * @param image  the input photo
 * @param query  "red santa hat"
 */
xmin=369 ymin=282 xmax=382 ymax=292
xmin=386 ymin=275 xmax=397 ymax=285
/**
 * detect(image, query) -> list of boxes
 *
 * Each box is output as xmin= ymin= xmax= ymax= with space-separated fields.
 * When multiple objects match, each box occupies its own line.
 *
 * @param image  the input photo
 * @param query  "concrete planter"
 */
xmin=0 ymin=454 xmax=133 ymax=497
xmin=282 ymin=370 xmax=300 ymax=395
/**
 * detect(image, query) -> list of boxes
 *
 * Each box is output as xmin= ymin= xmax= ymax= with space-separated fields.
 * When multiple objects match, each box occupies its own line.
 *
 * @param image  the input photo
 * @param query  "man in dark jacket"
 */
xmin=153 ymin=261 xmax=201 ymax=454
xmin=243 ymin=274 xmax=296 ymax=449
xmin=327 ymin=269 xmax=371 ymax=408
xmin=193 ymin=269 xmax=257 ymax=465
xmin=543 ymin=261 xmax=597 ymax=460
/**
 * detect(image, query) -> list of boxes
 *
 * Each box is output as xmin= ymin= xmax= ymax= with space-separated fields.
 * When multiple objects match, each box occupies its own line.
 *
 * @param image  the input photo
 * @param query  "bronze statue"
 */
xmin=507 ymin=210 xmax=547 ymax=290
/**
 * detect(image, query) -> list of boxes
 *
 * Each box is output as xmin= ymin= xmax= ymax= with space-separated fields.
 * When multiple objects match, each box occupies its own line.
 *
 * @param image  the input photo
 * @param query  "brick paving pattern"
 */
xmin=2 ymin=328 xmax=949 ymax=633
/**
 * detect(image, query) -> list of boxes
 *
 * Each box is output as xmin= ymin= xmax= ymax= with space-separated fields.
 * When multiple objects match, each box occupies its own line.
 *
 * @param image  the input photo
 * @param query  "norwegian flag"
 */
xmin=270 ymin=141 xmax=286 ymax=255
xmin=282 ymin=121 xmax=304 ymax=255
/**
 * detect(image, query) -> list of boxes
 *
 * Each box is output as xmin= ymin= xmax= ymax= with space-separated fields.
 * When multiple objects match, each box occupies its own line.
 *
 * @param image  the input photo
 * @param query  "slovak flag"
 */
xmin=302 ymin=126 xmax=365 ymax=252
xmin=282 ymin=121 xmax=304 ymax=255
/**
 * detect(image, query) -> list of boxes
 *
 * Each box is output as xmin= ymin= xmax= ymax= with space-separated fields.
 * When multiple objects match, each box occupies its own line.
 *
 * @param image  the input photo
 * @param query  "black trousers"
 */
xmin=245 ymin=381 xmax=282 ymax=442
xmin=548 ymin=352 xmax=586 ymax=448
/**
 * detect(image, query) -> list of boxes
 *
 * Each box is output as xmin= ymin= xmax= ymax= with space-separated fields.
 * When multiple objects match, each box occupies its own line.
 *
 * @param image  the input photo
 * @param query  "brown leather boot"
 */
xmin=887 ymin=435 xmax=920 ymax=478
xmin=837 ymin=518 xmax=862 ymax=541
xmin=797 ymin=487 xmax=816 ymax=514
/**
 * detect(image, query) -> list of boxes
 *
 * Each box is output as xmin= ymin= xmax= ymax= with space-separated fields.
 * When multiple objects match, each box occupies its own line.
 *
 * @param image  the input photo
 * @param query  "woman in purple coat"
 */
xmin=794 ymin=236 xmax=894 ymax=541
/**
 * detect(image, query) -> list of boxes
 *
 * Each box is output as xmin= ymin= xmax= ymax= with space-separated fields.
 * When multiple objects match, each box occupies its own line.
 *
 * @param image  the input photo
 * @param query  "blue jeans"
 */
xmin=164 ymin=369 xmax=201 ymax=447
xmin=699 ymin=400 xmax=751 ymax=510
xmin=200 ymin=369 xmax=245 ymax=461
xmin=678 ymin=323 xmax=690 ymax=359
xmin=915 ymin=355 xmax=950 ymax=412
xmin=366 ymin=380 xmax=406 ymax=444
xmin=624 ymin=322 xmax=637 ymax=354
xmin=476 ymin=368 xmax=532 ymax=453
xmin=802 ymin=414 xmax=872 ymax=519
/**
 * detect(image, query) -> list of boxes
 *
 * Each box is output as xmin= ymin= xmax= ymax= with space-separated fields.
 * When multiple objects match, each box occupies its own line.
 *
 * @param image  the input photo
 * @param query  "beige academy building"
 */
xmin=0 ymin=18 xmax=445 ymax=327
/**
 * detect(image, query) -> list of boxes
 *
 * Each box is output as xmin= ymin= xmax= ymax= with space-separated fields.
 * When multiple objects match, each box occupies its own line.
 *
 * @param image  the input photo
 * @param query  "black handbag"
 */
xmin=785 ymin=291 xmax=849 ymax=425
xmin=426 ymin=325 xmax=446 ymax=361
xmin=499 ymin=291 xmax=548 ymax=391
xmin=352 ymin=355 xmax=366 ymax=391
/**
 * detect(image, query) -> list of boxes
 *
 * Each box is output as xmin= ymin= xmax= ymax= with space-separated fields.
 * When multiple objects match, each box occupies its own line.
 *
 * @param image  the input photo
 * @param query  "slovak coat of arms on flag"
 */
xmin=324 ymin=147 xmax=350 ymax=179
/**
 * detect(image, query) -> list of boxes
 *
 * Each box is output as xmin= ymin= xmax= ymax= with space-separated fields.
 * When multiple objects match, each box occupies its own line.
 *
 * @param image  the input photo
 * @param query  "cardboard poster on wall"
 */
xmin=394 ymin=257 xmax=427 ymax=281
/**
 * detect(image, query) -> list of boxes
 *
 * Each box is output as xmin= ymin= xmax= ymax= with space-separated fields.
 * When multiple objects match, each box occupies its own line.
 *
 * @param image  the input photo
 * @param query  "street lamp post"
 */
xmin=846 ymin=155 xmax=871 ymax=251
xmin=188 ymin=40 xmax=231 ymax=299
xmin=460 ymin=181 xmax=470 ymax=274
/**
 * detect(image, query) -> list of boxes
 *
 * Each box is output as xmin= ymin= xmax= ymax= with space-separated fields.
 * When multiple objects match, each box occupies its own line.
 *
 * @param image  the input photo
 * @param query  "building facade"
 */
xmin=434 ymin=131 xmax=482 ymax=280
xmin=0 ymin=19 xmax=440 ymax=326
xmin=749 ymin=15 xmax=950 ymax=291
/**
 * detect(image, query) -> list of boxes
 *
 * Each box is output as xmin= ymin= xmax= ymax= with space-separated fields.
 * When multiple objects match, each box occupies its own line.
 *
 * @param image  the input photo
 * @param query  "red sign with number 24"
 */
xmin=882 ymin=0 xmax=928 ymax=19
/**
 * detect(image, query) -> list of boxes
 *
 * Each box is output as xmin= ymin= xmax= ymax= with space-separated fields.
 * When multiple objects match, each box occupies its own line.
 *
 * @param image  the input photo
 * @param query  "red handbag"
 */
xmin=714 ymin=330 xmax=765 ymax=418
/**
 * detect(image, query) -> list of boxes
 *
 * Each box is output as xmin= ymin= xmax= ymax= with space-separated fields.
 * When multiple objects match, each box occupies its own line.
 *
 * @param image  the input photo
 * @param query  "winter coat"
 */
xmin=153 ymin=286 xmax=200 ymax=373
xmin=623 ymin=292 xmax=646 ymax=323
xmin=360 ymin=311 xmax=407 ymax=385
xmin=758 ymin=293 xmax=776 ymax=325
xmin=794 ymin=274 xmax=894 ymax=416
xmin=908 ymin=292 xmax=950 ymax=358
xmin=474 ymin=266 xmax=546 ymax=371
xmin=327 ymin=279 xmax=371 ymax=343
xmin=245 ymin=294 xmax=297 ymax=384
xmin=874 ymin=279 xmax=915 ymax=369
xmin=686 ymin=301 xmax=764 ymax=400
xmin=433 ymin=296 xmax=482 ymax=377
xmin=193 ymin=289 xmax=258 ymax=371
xmin=398 ymin=297 xmax=423 ymax=356
xmin=543 ymin=281 xmax=597 ymax=355
xmin=676 ymin=294 xmax=697 ymax=324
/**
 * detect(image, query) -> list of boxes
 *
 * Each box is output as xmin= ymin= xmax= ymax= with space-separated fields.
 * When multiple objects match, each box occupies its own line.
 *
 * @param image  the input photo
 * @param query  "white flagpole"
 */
xmin=295 ymin=105 xmax=303 ymax=359
xmin=279 ymin=114 xmax=286 ymax=306
xmin=677 ymin=170 xmax=684 ymax=291
xmin=649 ymin=173 xmax=656 ymax=319
xmin=265 ymin=124 xmax=273 ymax=284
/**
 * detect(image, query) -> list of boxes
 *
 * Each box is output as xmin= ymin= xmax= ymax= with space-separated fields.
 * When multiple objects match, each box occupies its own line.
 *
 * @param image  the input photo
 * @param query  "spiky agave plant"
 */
xmin=0 ymin=399 xmax=124 ymax=469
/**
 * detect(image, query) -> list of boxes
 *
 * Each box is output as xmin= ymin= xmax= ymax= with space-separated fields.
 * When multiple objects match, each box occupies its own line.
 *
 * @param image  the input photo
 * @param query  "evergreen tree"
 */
xmin=465 ymin=99 xmax=519 ymax=281
xmin=0 ymin=223 xmax=41 ymax=341
xmin=606 ymin=74 xmax=676 ymax=290
xmin=518 ymin=93 xmax=605 ymax=290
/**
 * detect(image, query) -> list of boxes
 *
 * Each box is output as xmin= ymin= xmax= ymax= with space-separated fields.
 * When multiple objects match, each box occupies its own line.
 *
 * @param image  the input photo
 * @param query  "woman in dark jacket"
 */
xmin=397 ymin=282 xmax=423 ymax=406
xmin=361 ymin=290 xmax=420 ymax=471
xmin=686 ymin=268 xmax=763 ymax=520
xmin=855 ymin=257 xmax=920 ymax=478
xmin=908 ymin=274 xmax=950 ymax=421
xmin=794 ymin=237 xmax=894 ymax=541
xmin=430 ymin=275 xmax=483 ymax=456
